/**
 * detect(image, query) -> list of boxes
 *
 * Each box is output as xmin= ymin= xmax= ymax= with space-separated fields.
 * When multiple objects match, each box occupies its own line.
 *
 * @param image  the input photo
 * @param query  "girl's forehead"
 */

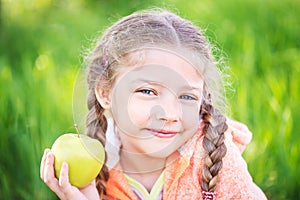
xmin=129 ymin=48 xmax=197 ymax=67
xmin=125 ymin=48 xmax=202 ymax=77
xmin=114 ymin=48 xmax=204 ymax=90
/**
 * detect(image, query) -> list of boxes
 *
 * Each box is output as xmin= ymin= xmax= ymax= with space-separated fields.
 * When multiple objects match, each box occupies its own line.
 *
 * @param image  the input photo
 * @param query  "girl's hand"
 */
xmin=40 ymin=148 xmax=100 ymax=200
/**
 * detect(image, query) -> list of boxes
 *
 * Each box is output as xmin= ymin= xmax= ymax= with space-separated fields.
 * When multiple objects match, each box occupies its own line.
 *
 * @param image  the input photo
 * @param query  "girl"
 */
xmin=40 ymin=8 xmax=267 ymax=200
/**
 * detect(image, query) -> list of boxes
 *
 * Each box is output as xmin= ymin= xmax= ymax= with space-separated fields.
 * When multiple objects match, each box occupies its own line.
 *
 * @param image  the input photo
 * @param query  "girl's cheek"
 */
xmin=182 ymin=104 xmax=201 ymax=130
xmin=128 ymin=99 xmax=152 ymax=127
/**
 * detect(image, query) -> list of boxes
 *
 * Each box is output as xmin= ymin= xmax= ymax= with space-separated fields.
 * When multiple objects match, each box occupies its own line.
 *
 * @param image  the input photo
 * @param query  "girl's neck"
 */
xmin=119 ymin=150 xmax=166 ymax=192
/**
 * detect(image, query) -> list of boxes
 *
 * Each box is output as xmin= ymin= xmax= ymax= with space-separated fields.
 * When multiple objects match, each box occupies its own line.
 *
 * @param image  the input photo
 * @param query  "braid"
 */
xmin=200 ymin=93 xmax=228 ymax=198
xmin=86 ymin=90 xmax=109 ymax=199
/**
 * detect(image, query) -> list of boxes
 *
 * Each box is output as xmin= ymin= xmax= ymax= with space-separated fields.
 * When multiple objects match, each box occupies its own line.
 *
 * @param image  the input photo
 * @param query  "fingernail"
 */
xmin=44 ymin=148 xmax=50 ymax=154
xmin=62 ymin=162 xmax=68 ymax=169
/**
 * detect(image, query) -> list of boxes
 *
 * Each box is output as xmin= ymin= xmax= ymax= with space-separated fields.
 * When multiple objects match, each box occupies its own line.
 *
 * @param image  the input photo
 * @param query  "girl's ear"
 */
xmin=95 ymin=86 xmax=111 ymax=110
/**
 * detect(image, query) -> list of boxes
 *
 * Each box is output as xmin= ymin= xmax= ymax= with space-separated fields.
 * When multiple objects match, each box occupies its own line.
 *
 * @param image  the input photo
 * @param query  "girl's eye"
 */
xmin=137 ymin=89 xmax=156 ymax=95
xmin=179 ymin=95 xmax=197 ymax=101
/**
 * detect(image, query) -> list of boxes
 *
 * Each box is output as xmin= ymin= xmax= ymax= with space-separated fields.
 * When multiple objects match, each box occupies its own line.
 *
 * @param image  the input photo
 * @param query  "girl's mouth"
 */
xmin=147 ymin=129 xmax=178 ymax=139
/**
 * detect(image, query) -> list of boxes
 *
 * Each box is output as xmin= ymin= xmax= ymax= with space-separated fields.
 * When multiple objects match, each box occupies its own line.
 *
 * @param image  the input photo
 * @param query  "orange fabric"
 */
xmin=106 ymin=166 xmax=138 ymax=200
xmin=106 ymin=120 xmax=267 ymax=200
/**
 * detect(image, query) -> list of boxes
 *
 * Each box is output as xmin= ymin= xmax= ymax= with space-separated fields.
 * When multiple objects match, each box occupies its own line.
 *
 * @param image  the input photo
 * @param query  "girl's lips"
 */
xmin=147 ymin=129 xmax=178 ymax=138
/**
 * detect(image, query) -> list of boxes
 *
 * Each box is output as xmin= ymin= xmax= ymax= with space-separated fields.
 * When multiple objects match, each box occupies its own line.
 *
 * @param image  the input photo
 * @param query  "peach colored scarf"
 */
xmin=106 ymin=120 xmax=267 ymax=200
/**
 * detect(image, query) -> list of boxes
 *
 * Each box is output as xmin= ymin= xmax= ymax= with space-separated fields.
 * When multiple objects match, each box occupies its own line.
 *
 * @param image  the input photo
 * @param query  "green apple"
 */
xmin=51 ymin=133 xmax=105 ymax=188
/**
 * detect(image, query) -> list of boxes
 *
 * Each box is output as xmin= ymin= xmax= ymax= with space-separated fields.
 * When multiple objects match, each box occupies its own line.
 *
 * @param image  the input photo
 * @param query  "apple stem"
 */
xmin=74 ymin=124 xmax=80 ymax=138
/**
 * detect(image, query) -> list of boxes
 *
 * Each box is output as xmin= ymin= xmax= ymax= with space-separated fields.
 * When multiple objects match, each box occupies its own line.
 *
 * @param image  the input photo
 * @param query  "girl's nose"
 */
xmin=155 ymin=95 xmax=181 ymax=122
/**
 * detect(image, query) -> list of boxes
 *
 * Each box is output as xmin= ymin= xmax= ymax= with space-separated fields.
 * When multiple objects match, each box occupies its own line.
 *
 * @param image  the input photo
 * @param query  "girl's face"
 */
xmin=105 ymin=49 xmax=203 ymax=158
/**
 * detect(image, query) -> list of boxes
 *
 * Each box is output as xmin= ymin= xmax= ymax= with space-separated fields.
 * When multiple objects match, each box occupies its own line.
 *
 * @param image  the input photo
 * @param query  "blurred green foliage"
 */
xmin=0 ymin=0 xmax=299 ymax=199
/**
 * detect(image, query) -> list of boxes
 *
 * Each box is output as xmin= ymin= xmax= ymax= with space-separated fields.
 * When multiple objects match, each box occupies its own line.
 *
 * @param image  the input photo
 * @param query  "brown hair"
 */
xmin=84 ymin=8 xmax=228 ymax=198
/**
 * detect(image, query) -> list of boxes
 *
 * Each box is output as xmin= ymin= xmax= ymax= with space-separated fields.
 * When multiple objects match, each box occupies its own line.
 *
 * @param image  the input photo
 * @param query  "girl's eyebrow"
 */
xmin=130 ymin=79 xmax=161 ymax=86
xmin=180 ymin=84 xmax=202 ymax=91
xmin=131 ymin=79 xmax=202 ymax=91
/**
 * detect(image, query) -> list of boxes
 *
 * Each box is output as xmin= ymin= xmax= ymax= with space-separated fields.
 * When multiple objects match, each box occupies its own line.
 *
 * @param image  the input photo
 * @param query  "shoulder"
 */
xmin=225 ymin=118 xmax=253 ymax=153
xmin=216 ymin=119 xmax=267 ymax=199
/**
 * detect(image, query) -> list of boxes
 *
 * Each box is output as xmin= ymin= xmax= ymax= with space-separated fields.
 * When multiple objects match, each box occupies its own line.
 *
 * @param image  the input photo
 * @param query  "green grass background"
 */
xmin=0 ymin=0 xmax=299 ymax=199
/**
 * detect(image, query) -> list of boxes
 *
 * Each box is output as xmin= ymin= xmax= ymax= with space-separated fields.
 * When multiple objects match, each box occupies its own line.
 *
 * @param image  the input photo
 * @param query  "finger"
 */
xmin=59 ymin=163 xmax=91 ymax=200
xmin=40 ymin=148 xmax=51 ymax=180
xmin=43 ymin=151 xmax=59 ymax=189
xmin=59 ymin=162 xmax=72 ymax=192
xmin=43 ymin=152 xmax=66 ymax=198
